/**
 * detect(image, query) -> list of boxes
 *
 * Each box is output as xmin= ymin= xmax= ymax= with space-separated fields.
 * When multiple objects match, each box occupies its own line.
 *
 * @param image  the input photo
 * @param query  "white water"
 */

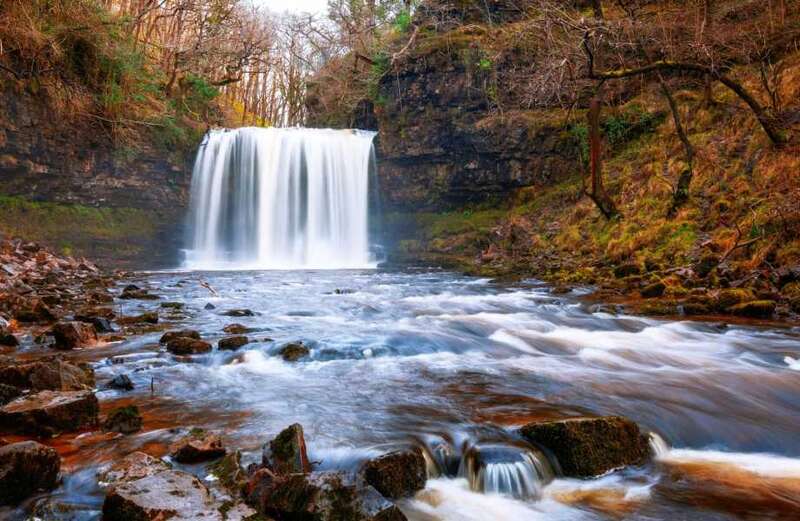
xmin=185 ymin=127 xmax=377 ymax=270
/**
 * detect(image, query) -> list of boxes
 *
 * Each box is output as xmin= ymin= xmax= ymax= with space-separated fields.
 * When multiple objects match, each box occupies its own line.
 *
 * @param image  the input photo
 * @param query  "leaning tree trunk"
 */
xmin=586 ymin=92 xmax=620 ymax=220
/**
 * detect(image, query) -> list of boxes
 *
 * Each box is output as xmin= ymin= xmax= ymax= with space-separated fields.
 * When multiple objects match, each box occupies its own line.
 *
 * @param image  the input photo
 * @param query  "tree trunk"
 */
xmin=587 ymin=92 xmax=619 ymax=220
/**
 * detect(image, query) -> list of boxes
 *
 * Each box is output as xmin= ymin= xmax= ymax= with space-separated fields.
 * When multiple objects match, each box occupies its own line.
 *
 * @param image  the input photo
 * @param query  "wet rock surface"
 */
xmin=100 ymin=451 xmax=170 ymax=484
xmin=0 ymin=440 xmax=60 ymax=505
xmin=160 ymin=329 xmax=201 ymax=344
xmin=519 ymin=416 xmax=651 ymax=478
xmin=279 ymin=341 xmax=310 ymax=362
xmin=166 ymin=336 xmax=212 ymax=355
xmin=50 ymin=321 xmax=99 ymax=350
xmin=104 ymin=405 xmax=143 ymax=434
xmin=170 ymin=428 xmax=226 ymax=463
xmin=218 ymin=335 xmax=250 ymax=351
xmin=263 ymin=423 xmax=312 ymax=475
xmin=0 ymin=356 xmax=95 ymax=392
xmin=0 ymin=390 xmax=99 ymax=436
xmin=362 ymin=447 xmax=427 ymax=499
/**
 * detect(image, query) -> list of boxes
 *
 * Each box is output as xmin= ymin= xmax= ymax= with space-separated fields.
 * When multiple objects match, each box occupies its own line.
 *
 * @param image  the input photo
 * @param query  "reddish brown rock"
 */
xmin=0 ymin=441 xmax=60 ymax=505
xmin=169 ymin=428 xmax=226 ymax=463
xmin=362 ymin=448 xmax=427 ymax=499
xmin=100 ymin=451 xmax=170 ymax=484
xmin=0 ymin=390 xmax=99 ymax=436
xmin=519 ymin=416 xmax=651 ymax=478
xmin=166 ymin=337 xmax=212 ymax=355
xmin=14 ymin=299 xmax=57 ymax=323
xmin=279 ymin=341 xmax=310 ymax=362
xmin=0 ymin=357 xmax=95 ymax=392
xmin=103 ymin=405 xmax=143 ymax=434
xmin=218 ymin=335 xmax=250 ymax=351
xmin=263 ymin=423 xmax=312 ymax=475
xmin=160 ymin=329 xmax=201 ymax=344
xmin=50 ymin=321 xmax=98 ymax=350
xmin=117 ymin=312 xmax=159 ymax=325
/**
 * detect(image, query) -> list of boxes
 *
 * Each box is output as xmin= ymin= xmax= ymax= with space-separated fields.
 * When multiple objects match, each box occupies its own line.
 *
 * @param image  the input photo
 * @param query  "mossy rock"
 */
xmin=727 ymin=300 xmax=776 ymax=319
xmin=715 ymin=288 xmax=756 ymax=311
xmin=639 ymin=300 xmax=678 ymax=316
xmin=640 ymin=281 xmax=666 ymax=298
xmin=103 ymin=405 xmax=142 ymax=434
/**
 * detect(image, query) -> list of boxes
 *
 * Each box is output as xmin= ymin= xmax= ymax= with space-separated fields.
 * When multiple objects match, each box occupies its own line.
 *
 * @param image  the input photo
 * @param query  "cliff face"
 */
xmin=0 ymin=84 xmax=193 ymax=268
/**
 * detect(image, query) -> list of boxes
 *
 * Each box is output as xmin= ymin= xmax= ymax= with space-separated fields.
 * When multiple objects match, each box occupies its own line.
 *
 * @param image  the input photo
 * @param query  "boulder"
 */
xmin=518 ymin=416 xmax=650 ymax=478
xmin=50 ymin=321 xmax=98 ymax=350
xmin=170 ymin=428 xmax=226 ymax=463
xmin=160 ymin=329 xmax=201 ymax=344
xmin=247 ymin=470 xmax=407 ymax=521
xmin=263 ymin=423 xmax=311 ymax=474
xmin=166 ymin=337 xmax=212 ymax=355
xmin=222 ymin=309 xmax=256 ymax=317
xmin=100 ymin=451 xmax=170 ymax=485
xmin=715 ymin=288 xmax=756 ymax=311
xmin=0 ymin=383 xmax=21 ymax=406
xmin=362 ymin=448 xmax=427 ymax=499
xmin=104 ymin=374 xmax=134 ymax=391
xmin=279 ymin=342 xmax=310 ymax=362
xmin=0 ymin=441 xmax=60 ymax=505
xmin=728 ymin=300 xmax=776 ymax=318
xmin=0 ymin=357 xmax=95 ymax=392
xmin=14 ymin=299 xmax=57 ymax=323
xmin=614 ymin=263 xmax=641 ymax=278
xmin=204 ymin=303 xmax=216 ymax=310
xmin=117 ymin=312 xmax=159 ymax=325
xmin=0 ymin=390 xmax=99 ymax=436
xmin=119 ymin=285 xmax=159 ymax=300
xmin=223 ymin=323 xmax=253 ymax=334
xmin=102 ymin=470 xmax=223 ymax=520
xmin=160 ymin=302 xmax=185 ymax=309
xmin=0 ymin=326 xmax=18 ymax=347
xmin=209 ymin=449 xmax=248 ymax=495
xmin=75 ymin=307 xmax=116 ymax=321
xmin=104 ymin=405 xmax=143 ymax=434
xmin=219 ymin=335 xmax=250 ymax=351
xmin=640 ymin=281 xmax=666 ymax=298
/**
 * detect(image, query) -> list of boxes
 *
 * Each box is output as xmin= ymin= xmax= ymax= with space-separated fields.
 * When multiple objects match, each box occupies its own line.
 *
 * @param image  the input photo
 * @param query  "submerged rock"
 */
xmin=0 ymin=441 xmax=60 ymax=505
xmin=166 ymin=337 xmax=212 ymax=355
xmin=0 ymin=390 xmax=98 ymax=436
xmin=518 ymin=416 xmax=650 ymax=478
xmin=160 ymin=329 xmax=201 ymax=344
xmin=50 ymin=321 xmax=98 ymax=350
xmin=104 ymin=373 xmax=134 ymax=391
xmin=160 ymin=301 xmax=185 ymax=310
xmin=104 ymin=405 xmax=143 ymax=434
xmin=100 ymin=451 xmax=170 ymax=485
xmin=279 ymin=341 xmax=310 ymax=362
xmin=170 ymin=428 xmax=226 ymax=463
xmin=219 ymin=335 xmax=250 ymax=351
xmin=263 ymin=423 xmax=311 ymax=475
xmin=247 ymin=470 xmax=407 ymax=521
xmin=362 ymin=447 xmax=427 ymax=499
xmin=222 ymin=309 xmax=256 ymax=317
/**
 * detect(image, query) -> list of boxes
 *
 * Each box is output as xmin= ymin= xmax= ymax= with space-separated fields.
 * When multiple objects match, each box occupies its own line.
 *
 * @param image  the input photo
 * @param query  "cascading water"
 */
xmin=458 ymin=444 xmax=555 ymax=499
xmin=184 ymin=127 xmax=377 ymax=270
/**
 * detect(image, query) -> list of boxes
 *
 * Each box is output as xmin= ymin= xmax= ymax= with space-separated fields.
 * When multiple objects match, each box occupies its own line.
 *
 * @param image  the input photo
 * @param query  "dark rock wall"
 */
xmin=0 ymin=84 xmax=194 ymax=268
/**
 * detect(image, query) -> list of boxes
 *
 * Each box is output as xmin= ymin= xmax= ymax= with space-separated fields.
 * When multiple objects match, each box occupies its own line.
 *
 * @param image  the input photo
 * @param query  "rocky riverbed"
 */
xmin=2 ymin=238 xmax=800 ymax=520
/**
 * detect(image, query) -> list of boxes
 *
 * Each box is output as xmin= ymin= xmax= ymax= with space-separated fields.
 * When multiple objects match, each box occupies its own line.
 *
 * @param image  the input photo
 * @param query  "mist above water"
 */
xmin=185 ymin=127 xmax=377 ymax=270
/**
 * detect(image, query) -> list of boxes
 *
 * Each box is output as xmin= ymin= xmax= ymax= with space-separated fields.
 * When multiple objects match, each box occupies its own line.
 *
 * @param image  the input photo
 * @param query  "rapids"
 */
xmin=5 ymin=269 xmax=800 ymax=519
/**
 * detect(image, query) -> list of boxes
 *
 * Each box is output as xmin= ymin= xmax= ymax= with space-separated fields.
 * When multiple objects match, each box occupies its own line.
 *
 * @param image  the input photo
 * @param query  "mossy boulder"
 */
xmin=640 ymin=281 xmax=666 ymax=298
xmin=362 ymin=448 xmax=427 ymax=500
xmin=103 ymin=405 xmax=143 ymax=434
xmin=518 ymin=416 xmax=651 ymax=478
xmin=170 ymin=428 xmax=226 ymax=463
xmin=279 ymin=342 xmax=310 ymax=362
xmin=715 ymin=288 xmax=756 ymax=311
xmin=728 ymin=300 xmax=776 ymax=319
xmin=209 ymin=449 xmax=248 ymax=495
xmin=263 ymin=423 xmax=311 ymax=475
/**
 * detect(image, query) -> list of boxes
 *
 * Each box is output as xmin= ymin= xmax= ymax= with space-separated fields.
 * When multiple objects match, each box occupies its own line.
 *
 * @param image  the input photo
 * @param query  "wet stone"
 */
xmin=728 ymin=300 xmax=776 ymax=318
xmin=263 ymin=423 xmax=311 ymax=475
xmin=104 ymin=405 xmax=143 ymax=434
xmin=117 ymin=312 xmax=159 ymax=325
xmin=0 ymin=390 xmax=99 ymax=436
xmin=104 ymin=373 xmax=134 ymax=391
xmin=100 ymin=451 xmax=171 ymax=485
xmin=0 ymin=357 xmax=95 ymax=392
xmin=170 ymin=428 xmax=226 ymax=463
xmin=519 ymin=416 xmax=651 ymax=478
xmin=50 ymin=321 xmax=98 ymax=350
xmin=362 ymin=447 xmax=427 ymax=499
xmin=160 ymin=329 xmax=201 ymax=344
xmin=223 ymin=323 xmax=252 ymax=334
xmin=0 ymin=383 xmax=21 ymax=406
xmin=222 ymin=309 xmax=256 ymax=317
xmin=641 ymin=281 xmax=666 ymax=298
xmin=160 ymin=301 xmax=185 ymax=309
xmin=166 ymin=337 xmax=212 ymax=355
xmin=279 ymin=341 xmax=310 ymax=362
xmin=219 ymin=335 xmax=250 ymax=351
xmin=0 ymin=440 xmax=60 ymax=505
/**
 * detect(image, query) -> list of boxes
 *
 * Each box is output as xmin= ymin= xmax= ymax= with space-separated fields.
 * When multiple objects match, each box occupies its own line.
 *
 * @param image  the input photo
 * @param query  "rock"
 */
xmin=518 ymin=416 xmax=650 ymax=478
xmin=50 ymin=321 xmax=98 ymax=350
xmin=0 ymin=441 xmax=60 ymax=505
xmin=219 ymin=336 xmax=250 ymax=351
xmin=247 ymin=470 xmax=407 ymax=521
xmin=102 ymin=470 xmax=223 ymax=520
xmin=160 ymin=329 xmax=201 ymax=344
xmin=170 ymin=428 xmax=226 ymax=463
xmin=15 ymin=299 xmax=57 ymax=323
xmin=87 ymin=316 xmax=114 ymax=333
xmin=0 ymin=390 xmax=99 ymax=436
xmin=263 ymin=423 xmax=311 ymax=475
xmin=279 ymin=341 xmax=310 ymax=362
xmin=104 ymin=374 xmax=134 ymax=391
xmin=0 ymin=325 xmax=18 ymax=347
xmin=119 ymin=286 xmax=159 ymax=300
xmin=100 ymin=451 xmax=170 ymax=485
xmin=549 ymin=285 xmax=571 ymax=295
xmin=74 ymin=307 xmax=116 ymax=321
xmin=222 ymin=309 xmax=256 ymax=317
xmin=715 ymin=288 xmax=756 ymax=311
xmin=614 ymin=263 xmax=641 ymax=278
xmin=0 ymin=357 xmax=95 ymax=392
xmin=166 ymin=337 xmax=212 ymax=355
xmin=117 ymin=312 xmax=159 ymax=325
xmin=204 ymin=303 xmax=216 ymax=310
xmin=209 ymin=449 xmax=248 ymax=495
xmin=640 ymin=281 xmax=666 ymax=298
xmin=728 ymin=300 xmax=776 ymax=318
xmin=694 ymin=254 xmax=720 ymax=278
xmin=0 ymin=384 xmax=21 ymax=406
xmin=104 ymin=405 xmax=143 ymax=434
xmin=223 ymin=323 xmax=253 ymax=334
xmin=160 ymin=302 xmax=184 ymax=309
xmin=776 ymin=265 xmax=800 ymax=288
xmin=362 ymin=447 xmax=427 ymax=499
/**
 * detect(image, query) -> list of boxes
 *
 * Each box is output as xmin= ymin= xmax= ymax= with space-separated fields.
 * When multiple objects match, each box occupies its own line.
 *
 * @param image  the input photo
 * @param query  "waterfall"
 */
xmin=184 ymin=127 xmax=377 ymax=270
xmin=458 ymin=444 xmax=555 ymax=499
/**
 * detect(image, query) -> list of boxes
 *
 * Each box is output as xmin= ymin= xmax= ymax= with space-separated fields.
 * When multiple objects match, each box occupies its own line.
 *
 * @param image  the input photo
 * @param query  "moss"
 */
xmin=716 ymin=288 xmax=757 ymax=310
xmin=728 ymin=300 xmax=776 ymax=318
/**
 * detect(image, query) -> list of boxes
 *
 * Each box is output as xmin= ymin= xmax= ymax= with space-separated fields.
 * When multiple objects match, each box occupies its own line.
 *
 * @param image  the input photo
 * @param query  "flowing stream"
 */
xmin=7 ymin=270 xmax=800 ymax=520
